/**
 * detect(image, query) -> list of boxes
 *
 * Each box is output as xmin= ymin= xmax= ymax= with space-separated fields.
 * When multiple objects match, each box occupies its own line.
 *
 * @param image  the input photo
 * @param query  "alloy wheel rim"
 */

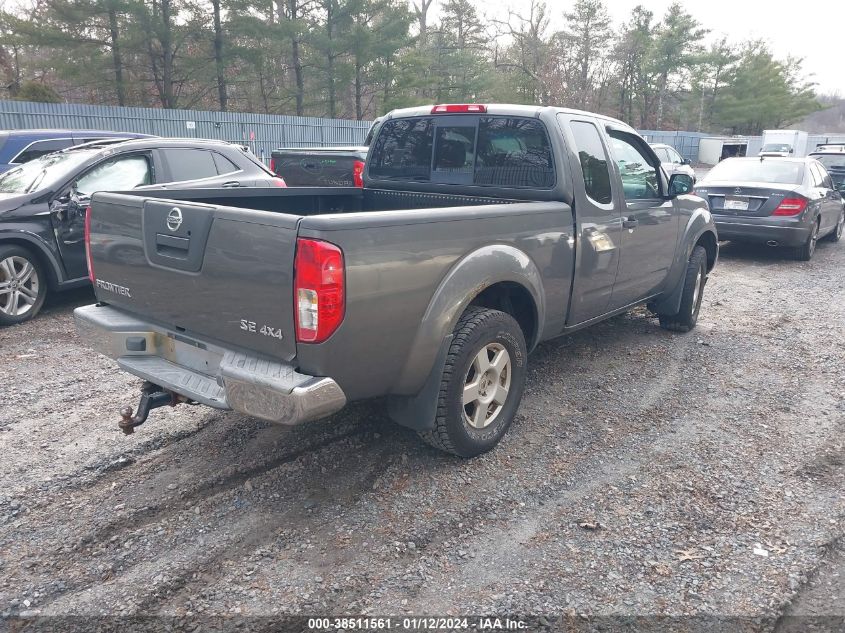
xmin=462 ymin=342 xmax=511 ymax=430
xmin=0 ymin=256 xmax=39 ymax=317
xmin=810 ymin=223 xmax=819 ymax=255
xmin=692 ymin=267 xmax=703 ymax=309
xmin=838 ymin=213 xmax=844 ymax=239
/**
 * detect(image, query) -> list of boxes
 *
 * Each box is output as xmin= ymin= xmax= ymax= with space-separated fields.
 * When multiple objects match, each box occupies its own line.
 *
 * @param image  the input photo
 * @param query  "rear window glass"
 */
xmin=13 ymin=138 xmax=74 ymax=164
xmin=368 ymin=118 xmax=434 ymax=181
xmin=704 ymin=159 xmax=804 ymax=185
xmin=369 ymin=116 xmax=554 ymax=188
xmin=814 ymin=154 xmax=845 ymax=170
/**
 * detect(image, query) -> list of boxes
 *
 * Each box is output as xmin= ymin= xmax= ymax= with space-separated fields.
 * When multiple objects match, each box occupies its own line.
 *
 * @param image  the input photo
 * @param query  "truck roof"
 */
xmin=384 ymin=104 xmax=638 ymax=134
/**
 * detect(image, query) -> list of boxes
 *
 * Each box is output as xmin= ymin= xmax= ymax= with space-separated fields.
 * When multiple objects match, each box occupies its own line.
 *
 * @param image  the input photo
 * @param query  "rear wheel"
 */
xmin=827 ymin=210 xmax=844 ymax=243
xmin=418 ymin=307 xmax=527 ymax=458
xmin=658 ymin=245 xmax=707 ymax=333
xmin=793 ymin=220 xmax=819 ymax=261
xmin=0 ymin=244 xmax=47 ymax=326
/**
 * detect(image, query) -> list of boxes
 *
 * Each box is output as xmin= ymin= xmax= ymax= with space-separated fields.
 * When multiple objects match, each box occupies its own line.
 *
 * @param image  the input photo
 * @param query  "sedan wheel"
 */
xmin=794 ymin=221 xmax=819 ymax=261
xmin=0 ymin=245 xmax=47 ymax=326
xmin=829 ymin=210 xmax=844 ymax=243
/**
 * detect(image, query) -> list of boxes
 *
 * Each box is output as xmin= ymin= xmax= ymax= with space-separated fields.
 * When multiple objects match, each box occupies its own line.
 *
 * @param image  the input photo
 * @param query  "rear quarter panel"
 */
xmin=296 ymin=202 xmax=575 ymax=400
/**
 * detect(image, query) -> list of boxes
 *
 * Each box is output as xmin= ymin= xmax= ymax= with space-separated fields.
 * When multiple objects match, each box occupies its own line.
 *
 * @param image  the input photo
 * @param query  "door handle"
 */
xmin=622 ymin=217 xmax=639 ymax=229
xmin=221 ymin=180 xmax=241 ymax=188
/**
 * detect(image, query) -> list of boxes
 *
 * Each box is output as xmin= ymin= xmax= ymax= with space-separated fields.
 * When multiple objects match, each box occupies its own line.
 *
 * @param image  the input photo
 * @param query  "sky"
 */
xmin=458 ymin=0 xmax=844 ymax=95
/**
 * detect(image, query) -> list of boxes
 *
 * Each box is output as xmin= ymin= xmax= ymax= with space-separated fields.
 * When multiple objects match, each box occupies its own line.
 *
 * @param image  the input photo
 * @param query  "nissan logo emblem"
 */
xmin=166 ymin=207 xmax=183 ymax=231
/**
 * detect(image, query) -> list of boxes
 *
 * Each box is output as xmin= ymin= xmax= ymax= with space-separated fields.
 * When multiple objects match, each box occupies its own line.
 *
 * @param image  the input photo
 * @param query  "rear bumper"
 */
xmin=73 ymin=304 xmax=346 ymax=425
xmin=713 ymin=215 xmax=812 ymax=247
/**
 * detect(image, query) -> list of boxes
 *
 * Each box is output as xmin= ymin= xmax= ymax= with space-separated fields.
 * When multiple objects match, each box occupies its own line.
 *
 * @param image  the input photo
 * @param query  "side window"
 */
xmin=212 ymin=152 xmax=240 ymax=175
xmin=13 ymin=139 xmax=74 ymax=164
xmin=569 ymin=121 xmax=612 ymax=204
xmin=608 ymin=132 xmax=661 ymax=201
xmin=75 ymin=154 xmax=152 ymax=196
xmin=162 ymin=149 xmax=220 ymax=182
xmin=368 ymin=118 xmax=434 ymax=181
xmin=475 ymin=118 xmax=554 ymax=187
xmin=668 ymin=148 xmax=683 ymax=163
xmin=655 ymin=148 xmax=670 ymax=162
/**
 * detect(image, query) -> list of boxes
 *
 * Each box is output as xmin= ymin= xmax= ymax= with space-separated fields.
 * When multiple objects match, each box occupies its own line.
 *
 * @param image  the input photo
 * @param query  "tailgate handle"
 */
xmin=155 ymin=233 xmax=190 ymax=258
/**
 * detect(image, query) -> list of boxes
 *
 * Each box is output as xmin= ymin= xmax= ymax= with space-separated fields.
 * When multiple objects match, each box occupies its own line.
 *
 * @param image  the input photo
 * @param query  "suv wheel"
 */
xmin=418 ymin=307 xmax=527 ymax=458
xmin=658 ymin=245 xmax=707 ymax=333
xmin=794 ymin=220 xmax=819 ymax=261
xmin=0 ymin=244 xmax=47 ymax=326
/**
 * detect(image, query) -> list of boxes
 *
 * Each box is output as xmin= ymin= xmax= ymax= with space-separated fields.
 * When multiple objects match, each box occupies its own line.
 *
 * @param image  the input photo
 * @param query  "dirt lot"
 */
xmin=1 ymin=237 xmax=843 ymax=630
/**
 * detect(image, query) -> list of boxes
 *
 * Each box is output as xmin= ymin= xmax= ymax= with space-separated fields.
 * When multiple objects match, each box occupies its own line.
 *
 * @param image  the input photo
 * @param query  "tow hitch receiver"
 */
xmin=119 ymin=381 xmax=179 ymax=435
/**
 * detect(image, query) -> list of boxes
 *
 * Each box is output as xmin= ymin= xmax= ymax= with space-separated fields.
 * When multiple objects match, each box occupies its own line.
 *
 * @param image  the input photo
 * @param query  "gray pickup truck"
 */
xmin=75 ymin=104 xmax=718 ymax=457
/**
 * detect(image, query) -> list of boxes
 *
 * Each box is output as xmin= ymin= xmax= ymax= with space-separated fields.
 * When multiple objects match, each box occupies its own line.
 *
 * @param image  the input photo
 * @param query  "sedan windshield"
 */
xmin=704 ymin=159 xmax=804 ymax=185
xmin=0 ymin=150 xmax=96 ymax=194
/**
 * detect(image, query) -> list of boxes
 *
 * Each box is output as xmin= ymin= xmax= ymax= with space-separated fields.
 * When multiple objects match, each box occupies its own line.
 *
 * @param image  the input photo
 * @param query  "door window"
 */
xmin=667 ymin=148 xmax=683 ymax=163
xmin=655 ymin=148 xmax=670 ymax=162
xmin=162 ymin=149 xmax=220 ymax=182
xmin=608 ymin=132 xmax=661 ymax=200
xmin=12 ymin=139 xmax=74 ymax=164
xmin=75 ymin=154 xmax=151 ymax=196
xmin=569 ymin=121 xmax=612 ymax=205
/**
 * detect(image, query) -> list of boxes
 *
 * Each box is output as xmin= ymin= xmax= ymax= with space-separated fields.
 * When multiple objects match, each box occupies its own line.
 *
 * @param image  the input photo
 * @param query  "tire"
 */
xmin=793 ymin=219 xmax=819 ymax=261
xmin=826 ymin=210 xmax=844 ymax=243
xmin=658 ymin=245 xmax=707 ymax=333
xmin=0 ymin=244 xmax=48 ymax=326
xmin=418 ymin=307 xmax=527 ymax=458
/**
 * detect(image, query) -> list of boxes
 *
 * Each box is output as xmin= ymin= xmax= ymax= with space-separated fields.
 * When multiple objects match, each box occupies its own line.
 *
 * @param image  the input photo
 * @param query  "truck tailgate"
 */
xmin=88 ymin=192 xmax=299 ymax=362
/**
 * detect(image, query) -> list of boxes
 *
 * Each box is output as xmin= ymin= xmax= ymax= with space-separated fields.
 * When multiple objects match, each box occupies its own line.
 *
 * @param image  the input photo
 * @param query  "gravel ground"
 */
xmin=0 ymin=236 xmax=843 ymax=631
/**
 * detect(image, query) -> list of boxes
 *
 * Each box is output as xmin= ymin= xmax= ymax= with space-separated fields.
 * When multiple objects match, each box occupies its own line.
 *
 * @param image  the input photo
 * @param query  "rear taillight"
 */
xmin=294 ymin=238 xmax=345 ymax=343
xmin=84 ymin=206 xmax=94 ymax=282
xmin=269 ymin=157 xmax=276 ymax=174
xmin=431 ymin=104 xmax=487 ymax=114
xmin=352 ymin=160 xmax=365 ymax=188
xmin=271 ymin=176 xmax=287 ymax=187
xmin=772 ymin=197 xmax=808 ymax=216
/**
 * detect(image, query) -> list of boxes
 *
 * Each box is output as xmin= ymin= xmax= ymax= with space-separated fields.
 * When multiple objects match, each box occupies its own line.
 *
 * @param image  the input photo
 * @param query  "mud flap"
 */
xmin=386 ymin=334 xmax=454 ymax=431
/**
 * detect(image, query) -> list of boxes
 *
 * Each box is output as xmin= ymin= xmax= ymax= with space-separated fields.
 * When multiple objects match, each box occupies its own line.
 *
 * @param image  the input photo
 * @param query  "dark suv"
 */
xmin=0 ymin=129 xmax=154 ymax=173
xmin=0 ymin=138 xmax=285 ymax=324
xmin=809 ymin=144 xmax=845 ymax=195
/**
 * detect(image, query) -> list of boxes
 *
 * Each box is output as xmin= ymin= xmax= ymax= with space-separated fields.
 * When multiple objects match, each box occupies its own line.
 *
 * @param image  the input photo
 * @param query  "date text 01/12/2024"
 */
xmin=307 ymin=617 xmax=528 ymax=630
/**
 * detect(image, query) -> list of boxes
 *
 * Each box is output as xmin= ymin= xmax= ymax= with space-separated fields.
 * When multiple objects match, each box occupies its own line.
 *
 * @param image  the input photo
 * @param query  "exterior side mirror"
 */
xmin=682 ymin=157 xmax=692 ymax=165
xmin=667 ymin=173 xmax=694 ymax=197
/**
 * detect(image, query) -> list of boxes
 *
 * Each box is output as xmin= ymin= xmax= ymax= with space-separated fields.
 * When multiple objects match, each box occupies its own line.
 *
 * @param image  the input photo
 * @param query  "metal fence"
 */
xmin=638 ymin=129 xmax=712 ymax=163
xmin=0 ymin=100 xmax=372 ymax=164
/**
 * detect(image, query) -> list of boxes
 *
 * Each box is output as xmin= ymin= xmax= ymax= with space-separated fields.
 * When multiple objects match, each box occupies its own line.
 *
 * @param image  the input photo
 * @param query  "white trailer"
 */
xmin=760 ymin=130 xmax=808 ymax=157
xmin=698 ymin=137 xmax=749 ymax=165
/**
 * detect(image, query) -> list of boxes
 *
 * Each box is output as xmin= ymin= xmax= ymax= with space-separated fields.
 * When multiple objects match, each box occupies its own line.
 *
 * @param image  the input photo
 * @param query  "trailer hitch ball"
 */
xmin=118 ymin=383 xmax=176 ymax=435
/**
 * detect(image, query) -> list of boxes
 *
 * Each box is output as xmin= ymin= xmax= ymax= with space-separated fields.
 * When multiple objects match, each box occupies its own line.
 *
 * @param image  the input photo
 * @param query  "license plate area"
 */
xmin=723 ymin=197 xmax=749 ymax=211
